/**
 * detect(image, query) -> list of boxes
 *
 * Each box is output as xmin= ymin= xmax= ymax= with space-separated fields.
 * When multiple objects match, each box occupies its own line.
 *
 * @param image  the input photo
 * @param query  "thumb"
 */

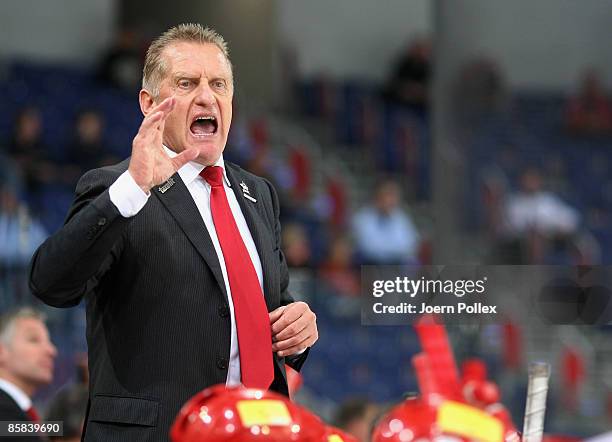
xmin=172 ymin=148 xmax=199 ymax=170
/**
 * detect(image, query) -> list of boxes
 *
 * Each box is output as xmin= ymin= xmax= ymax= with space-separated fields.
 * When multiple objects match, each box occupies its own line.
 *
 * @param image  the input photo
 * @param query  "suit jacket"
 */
xmin=0 ymin=389 xmax=43 ymax=442
xmin=29 ymin=158 xmax=308 ymax=442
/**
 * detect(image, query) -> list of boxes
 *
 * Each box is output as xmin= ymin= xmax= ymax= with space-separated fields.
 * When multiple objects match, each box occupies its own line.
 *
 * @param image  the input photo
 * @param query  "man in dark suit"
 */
xmin=29 ymin=23 xmax=318 ymax=442
xmin=0 ymin=307 xmax=57 ymax=442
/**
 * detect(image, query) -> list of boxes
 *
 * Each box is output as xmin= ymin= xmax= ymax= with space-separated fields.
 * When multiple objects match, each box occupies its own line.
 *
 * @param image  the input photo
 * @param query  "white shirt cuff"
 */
xmin=109 ymin=171 xmax=150 ymax=217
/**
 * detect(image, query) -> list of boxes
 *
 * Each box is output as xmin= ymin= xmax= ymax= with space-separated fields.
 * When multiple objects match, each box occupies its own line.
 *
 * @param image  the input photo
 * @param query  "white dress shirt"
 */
xmin=504 ymin=191 xmax=580 ymax=236
xmin=109 ymin=148 xmax=264 ymax=386
xmin=0 ymin=378 xmax=32 ymax=412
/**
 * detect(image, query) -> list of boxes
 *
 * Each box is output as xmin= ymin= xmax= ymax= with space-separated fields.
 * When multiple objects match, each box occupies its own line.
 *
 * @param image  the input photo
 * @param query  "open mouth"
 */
xmin=190 ymin=116 xmax=218 ymax=136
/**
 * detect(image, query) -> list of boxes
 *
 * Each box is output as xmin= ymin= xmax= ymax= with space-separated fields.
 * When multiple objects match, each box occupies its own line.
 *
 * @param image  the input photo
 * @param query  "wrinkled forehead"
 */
xmin=161 ymin=41 xmax=233 ymax=80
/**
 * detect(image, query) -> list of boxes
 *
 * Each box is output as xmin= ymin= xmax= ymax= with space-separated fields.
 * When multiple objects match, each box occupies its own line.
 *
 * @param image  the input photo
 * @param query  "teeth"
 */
xmin=191 ymin=115 xmax=218 ymax=136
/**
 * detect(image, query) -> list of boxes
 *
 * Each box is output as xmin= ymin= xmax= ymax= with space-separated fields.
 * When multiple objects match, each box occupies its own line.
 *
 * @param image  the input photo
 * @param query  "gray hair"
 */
xmin=142 ymin=23 xmax=232 ymax=98
xmin=0 ymin=307 xmax=46 ymax=345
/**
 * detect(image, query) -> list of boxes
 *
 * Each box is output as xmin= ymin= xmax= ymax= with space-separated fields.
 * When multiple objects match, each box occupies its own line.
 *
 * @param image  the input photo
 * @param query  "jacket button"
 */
xmin=216 ymin=357 xmax=228 ymax=370
xmin=97 ymin=218 xmax=107 ymax=226
xmin=218 ymin=305 xmax=229 ymax=318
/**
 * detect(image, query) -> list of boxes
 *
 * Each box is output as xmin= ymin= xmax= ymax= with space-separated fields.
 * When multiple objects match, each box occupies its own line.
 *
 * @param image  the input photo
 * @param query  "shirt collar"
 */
xmin=162 ymin=145 xmax=231 ymax=187
xmin=0 ymin=378 xmax=32 ymax=411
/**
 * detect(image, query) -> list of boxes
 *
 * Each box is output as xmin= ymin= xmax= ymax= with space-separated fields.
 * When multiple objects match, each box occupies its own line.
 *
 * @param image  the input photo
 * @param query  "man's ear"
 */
xmin=139 ymin=89 xmax=156 ymax=116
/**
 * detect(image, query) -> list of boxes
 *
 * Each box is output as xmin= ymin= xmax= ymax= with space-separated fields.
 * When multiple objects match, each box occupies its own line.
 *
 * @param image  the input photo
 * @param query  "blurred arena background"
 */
xmin=0 ymin=0 xmax=611 ymax=439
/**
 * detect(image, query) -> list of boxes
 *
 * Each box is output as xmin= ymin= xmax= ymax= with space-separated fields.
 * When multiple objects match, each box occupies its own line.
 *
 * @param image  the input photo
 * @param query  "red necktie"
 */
xmin=26 ymin=406 xmax=40 ymax=423
xmin=201 ymin=166 xmax=274 ymax=389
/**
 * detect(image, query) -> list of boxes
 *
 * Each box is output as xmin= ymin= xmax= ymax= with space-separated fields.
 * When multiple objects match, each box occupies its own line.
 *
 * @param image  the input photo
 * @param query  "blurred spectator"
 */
xmin=45 ymin=384 xmax=88 ymax=442
xmin=6 ymin=106 xmax=57 ymax=195
xmin=565 ymin=70 xmax=612 ymax=136
xmin=453 ymin=58 xmax=507 ymax=123
xmin=0 ymin=186 xmax=48 ymax=267
xmin=500 ymin=168 xmax=581 ymax=263
xmin=0 ymin=307 xmax=57 ymax=433
xmin=282 ymin=223 xmax=312 ymax=268
xmin=96 ymin=28 xmax=143 ymax=93
xmin=383 ymin=38 xmax=431 ymax=112
xmin=65 ymin=110 xmax=118 ymax=181
xmin=352 ymin=179 xmax=420 ymax=264
xmin=319 ymin=235 xmax=360 ymax=297
xmin=333 ymin=398 xmax=378 ymax=442
xmin=503 ymin=168 xmax=579 ymax=237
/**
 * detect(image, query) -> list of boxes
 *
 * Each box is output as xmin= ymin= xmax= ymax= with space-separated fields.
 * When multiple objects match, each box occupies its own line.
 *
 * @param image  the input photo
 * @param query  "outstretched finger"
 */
xmin=138 ymin=111 xmax=164 ymax=138
xmin=140 ymin=97 xmax=175 ymax=133
xmin=151 ymin=96 xmax=175 ymax=115
xmin=156 ymin=96 xmax=176 ymax=125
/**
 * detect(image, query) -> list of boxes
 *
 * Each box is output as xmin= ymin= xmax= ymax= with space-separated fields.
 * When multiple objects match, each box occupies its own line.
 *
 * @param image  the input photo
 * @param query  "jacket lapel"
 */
xmin=225 ymin=166 xmax=276 ymax=311
xmin=153 ymin=173 xmax=228 ymax=300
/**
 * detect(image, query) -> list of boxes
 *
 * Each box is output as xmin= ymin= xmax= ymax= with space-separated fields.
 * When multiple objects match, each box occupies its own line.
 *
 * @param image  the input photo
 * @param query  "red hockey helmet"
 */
xmin=372 ymin=396 xmax=510 ymax=442
xmin=171 ymin=385 xmax=355 ymax=442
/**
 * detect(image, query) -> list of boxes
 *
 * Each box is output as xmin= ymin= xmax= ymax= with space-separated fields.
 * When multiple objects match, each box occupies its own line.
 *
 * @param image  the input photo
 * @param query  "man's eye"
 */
xmin=178 ymin=80 xmax=192 ymax=89
xmin=213 ymin=81 xmax=226 ymax=89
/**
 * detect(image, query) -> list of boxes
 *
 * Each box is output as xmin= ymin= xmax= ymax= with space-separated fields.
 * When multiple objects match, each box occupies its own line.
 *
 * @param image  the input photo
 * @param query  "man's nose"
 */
xmin=195 ymin=82 xmax=216 ymax=106
xmin=45 ymin=341 xmax=58 ymax=358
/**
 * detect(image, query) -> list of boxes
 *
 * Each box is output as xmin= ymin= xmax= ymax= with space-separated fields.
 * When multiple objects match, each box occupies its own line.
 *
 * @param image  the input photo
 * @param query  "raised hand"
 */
xmin=128 ymin=96 xmax=199 ymax=193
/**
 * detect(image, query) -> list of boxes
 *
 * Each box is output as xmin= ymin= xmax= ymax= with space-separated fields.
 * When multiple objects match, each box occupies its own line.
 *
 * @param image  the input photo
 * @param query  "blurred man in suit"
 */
xmin=29 ymin=23 xmax=317 ymax=441
xmin=0 ymin=307 xmax=57 ymax=442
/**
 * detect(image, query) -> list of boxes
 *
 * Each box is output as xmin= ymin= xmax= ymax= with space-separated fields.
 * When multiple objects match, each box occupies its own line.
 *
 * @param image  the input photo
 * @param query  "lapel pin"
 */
xmin=240 ymin=180 xmax=256 ymax=202
xmin=158 ymin=177 xmax=175 ymax=194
